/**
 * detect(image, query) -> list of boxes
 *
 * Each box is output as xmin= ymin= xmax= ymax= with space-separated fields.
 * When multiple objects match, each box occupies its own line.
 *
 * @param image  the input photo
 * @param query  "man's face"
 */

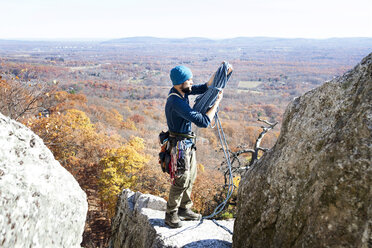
xmin=181 ymin=78 xmax=193 ymax=94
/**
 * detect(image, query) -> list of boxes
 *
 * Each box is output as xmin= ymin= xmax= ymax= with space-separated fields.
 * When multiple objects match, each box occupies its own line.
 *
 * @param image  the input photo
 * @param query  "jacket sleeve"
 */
xmin=172 ymin=96 xmax=211 ymax=128
xmin=189 ymin=83 xmax=208 ymax=95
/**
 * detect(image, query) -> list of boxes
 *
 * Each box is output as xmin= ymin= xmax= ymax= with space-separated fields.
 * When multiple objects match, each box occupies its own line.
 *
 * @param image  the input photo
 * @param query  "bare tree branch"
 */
xmin=219 ymin=118 xmax=278 ymax=184
xmin=0 ymin=75 xmax=55 ymax=120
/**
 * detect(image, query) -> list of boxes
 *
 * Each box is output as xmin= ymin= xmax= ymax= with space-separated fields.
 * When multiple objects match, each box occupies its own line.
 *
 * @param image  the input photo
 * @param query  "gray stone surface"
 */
xmin=234 ymin=53 xmax=372 ymax=247
xmin=110 ymin=189 xmax=234 ymax=248
xmin=0 ymin=112 xmax=88 ymax=247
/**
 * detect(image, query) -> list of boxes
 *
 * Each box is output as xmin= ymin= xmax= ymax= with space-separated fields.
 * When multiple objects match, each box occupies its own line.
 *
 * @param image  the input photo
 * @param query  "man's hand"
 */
xmin=205 ymin=90 xmax=223 ymax=121
xmin=208 ymin=63 xmax=233 ymax=87
xmin=207 ymin=72 xmax=215 ymax=87
xmin=216 ymin=90 xmax=223 ymax=103
xmin=221 ymin=61 xmax=233 ymax=75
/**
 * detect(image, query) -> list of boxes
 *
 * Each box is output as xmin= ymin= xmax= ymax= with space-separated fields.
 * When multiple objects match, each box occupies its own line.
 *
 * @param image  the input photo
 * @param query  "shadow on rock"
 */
xmin=183 ymin=239 xmax=231 ymax=248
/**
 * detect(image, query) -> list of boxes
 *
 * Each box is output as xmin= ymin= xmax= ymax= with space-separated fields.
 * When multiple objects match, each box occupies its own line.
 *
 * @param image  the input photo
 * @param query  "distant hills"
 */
xmin=102 ymin=36 xmax=372 ymax=47
xmin=101 ymin=36 xmax=215 ymax=44
xmin=0 ymin=37 xmax=371 ymax=49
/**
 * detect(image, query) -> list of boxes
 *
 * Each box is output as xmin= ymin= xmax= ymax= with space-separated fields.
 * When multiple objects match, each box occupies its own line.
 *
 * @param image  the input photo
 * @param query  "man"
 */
xmin=164 ymin=65 xmax=223 ymax=228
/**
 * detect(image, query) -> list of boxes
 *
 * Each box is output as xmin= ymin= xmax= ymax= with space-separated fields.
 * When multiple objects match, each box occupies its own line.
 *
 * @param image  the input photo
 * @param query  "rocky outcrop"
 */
xmin=233 ymin=53 xmax=372 ymax=247
xmin=110 ymin=189 xmax=234 ymax=248
xmin=0 ymin=113 xmax=88 ymax=247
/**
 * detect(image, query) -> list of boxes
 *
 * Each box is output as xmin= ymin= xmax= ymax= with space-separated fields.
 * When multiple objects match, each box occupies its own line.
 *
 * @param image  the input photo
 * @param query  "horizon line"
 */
xmin=0 ymin=36 xmax=372 ymax=42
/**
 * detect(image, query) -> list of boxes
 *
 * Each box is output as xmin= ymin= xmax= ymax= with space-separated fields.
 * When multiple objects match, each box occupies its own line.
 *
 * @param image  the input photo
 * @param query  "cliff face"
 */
xmin=233 ymin=53 xmax=372 ymax=247
xmin=0 ymin=113 xmax=88 ymax=247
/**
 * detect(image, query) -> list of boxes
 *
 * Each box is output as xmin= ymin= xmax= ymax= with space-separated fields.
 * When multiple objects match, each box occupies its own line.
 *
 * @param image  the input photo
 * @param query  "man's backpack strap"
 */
xmin=167 ymin=93 xmax=183 ymax=99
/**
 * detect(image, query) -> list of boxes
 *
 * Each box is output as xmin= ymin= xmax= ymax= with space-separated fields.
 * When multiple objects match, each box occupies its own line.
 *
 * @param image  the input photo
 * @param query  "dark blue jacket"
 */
xmin=165 ymin=83 xmax=210 ymax=136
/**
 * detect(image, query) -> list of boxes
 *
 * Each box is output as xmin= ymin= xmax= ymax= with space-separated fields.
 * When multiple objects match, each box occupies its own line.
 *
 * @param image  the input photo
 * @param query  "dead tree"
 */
xmin=0 ymin=75 xmax=56 ymax=120
xmin=220 ymin=118 xmax=278 ymax=185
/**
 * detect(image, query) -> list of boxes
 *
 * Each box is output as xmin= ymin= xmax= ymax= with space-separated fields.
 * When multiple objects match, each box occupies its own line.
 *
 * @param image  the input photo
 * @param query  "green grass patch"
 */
xmin=238 ymin=81 xmax=262 ymax=89
xmin=128 ymin=77 xmax=143 ymax=84
xmin=237 ymin=89 xmax=262 ymax=94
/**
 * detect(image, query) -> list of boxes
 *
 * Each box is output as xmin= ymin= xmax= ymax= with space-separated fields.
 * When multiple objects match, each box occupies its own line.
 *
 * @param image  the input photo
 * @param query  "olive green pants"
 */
xmin=166 ymin=147 xmax=197 ymax=213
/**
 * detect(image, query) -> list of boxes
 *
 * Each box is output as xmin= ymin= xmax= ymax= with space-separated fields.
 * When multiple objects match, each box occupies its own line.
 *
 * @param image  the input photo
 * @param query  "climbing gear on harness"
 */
xmin=158 ymin=131 xmax=171 ymax=173
xmin=168 ymin=133 xmax=196 ymax=184
xmin=178 ymin=207 xmax=202 ymax=221
xmin=193 ymin=62 xmax=235 ymax=220
xmin=158 ymin=129 xmax=197 ymax=184
xmin=165 ymin=211 xmax=182 ymax=228
xmin=159 ymin=130 xmax=170 ymax=144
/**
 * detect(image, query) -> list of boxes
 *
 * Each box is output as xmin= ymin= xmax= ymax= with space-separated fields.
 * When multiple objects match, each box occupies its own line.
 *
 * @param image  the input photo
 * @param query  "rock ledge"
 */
xmin=110 ymin=189 xmax=234 ymax=248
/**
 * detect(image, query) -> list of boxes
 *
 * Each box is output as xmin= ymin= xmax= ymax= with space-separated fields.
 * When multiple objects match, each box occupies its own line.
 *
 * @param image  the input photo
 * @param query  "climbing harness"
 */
xmin=169 ymin=132 xmax=196 ymax=183
xmin=158 ymin=130 xmax=195 ymax=183
xmin=193 ymin=62 xmax=235 ymax=222
xmin=158 ymin=96 xmax=198 ymax=184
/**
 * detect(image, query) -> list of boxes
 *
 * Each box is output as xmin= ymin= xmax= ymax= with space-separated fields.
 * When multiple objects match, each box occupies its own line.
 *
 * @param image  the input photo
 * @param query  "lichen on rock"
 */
xmin=0 ymin=112 xmax=88 ymax=247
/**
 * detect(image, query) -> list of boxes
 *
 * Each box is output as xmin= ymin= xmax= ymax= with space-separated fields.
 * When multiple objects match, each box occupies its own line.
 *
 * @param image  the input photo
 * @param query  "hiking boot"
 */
xmin=178 ymin=208 xmax=202 ymax=221
xmin=165 ymin=211 xmax=182 ymax=228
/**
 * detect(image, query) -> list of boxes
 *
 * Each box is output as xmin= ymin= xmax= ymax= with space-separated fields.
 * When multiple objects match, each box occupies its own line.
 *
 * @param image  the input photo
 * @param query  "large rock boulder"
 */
xmin=0 ymin=113 xmax=88 ymax=247
xmin=233 ymin=53 xmax=372 ymax=247
xmin=110 ymin=189 xmax=234 ymax=248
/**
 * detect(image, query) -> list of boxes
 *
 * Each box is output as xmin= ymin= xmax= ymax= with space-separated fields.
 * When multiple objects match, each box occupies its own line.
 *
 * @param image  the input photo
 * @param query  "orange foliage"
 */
xmin=27 ymin=109 xmax=120 ymax=180
xmin=48 ymin=91 xmax=88 ymax=113
xmin=133 ymin=157 xmax=170 ymax=199
xmin=129 ymin=114 xmax=146 ymax=124
xmin=192 ymin=167 xmax=224 ymax=214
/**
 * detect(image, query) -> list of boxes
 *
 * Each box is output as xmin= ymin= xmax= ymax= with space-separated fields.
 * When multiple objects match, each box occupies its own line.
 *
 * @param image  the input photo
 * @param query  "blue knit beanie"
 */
xmin=170 ymin=66 xmax=193 ymax=85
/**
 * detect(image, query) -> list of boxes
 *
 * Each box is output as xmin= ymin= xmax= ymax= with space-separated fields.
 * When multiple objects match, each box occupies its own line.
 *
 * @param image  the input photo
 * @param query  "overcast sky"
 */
xmin=1 ymin=0 xmax=371 ymax=40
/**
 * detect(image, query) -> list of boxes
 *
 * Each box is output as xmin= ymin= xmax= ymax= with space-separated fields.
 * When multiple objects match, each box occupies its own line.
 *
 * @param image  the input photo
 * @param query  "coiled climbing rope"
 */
xmin=193 ymin=62 xmax=233 ymax=114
